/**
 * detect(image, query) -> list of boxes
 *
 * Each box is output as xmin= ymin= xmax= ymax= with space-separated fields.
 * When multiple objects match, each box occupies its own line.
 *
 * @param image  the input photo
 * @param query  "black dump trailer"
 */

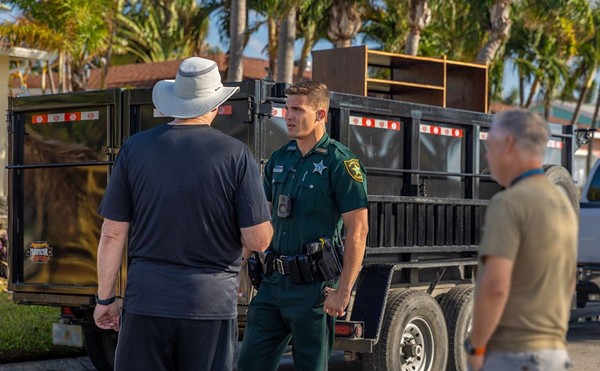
xmin=6 ymin=79 xmax=579 ymax=371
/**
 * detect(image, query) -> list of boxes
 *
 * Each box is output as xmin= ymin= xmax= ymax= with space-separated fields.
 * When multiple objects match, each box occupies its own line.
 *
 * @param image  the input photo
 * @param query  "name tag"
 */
xmin=274 ymin=165 xmax=284 ymax=173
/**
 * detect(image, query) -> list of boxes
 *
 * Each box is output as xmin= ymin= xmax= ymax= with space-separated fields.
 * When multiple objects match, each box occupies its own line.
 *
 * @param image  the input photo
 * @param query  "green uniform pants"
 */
xmin=237 ymin=273 xmax=336 ymax=371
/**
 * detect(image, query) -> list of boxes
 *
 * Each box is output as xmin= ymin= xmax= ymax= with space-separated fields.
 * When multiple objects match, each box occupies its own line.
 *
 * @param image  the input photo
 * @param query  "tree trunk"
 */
xmin=405 ymin=29 xmax=421 ymax=55
xmin=328 ymin=0 xmax=361 ymax=49
xmin=476 ymin=0 xmax=512 ymax=63
xmin=58 ymin=52 xmax=65 ymax=93
xmin=570 ymin=69 xmax=596 ymax=126
xmin=405 ymin=0 xmax=431 ymax=56
xmin=47 ymin=60 xmax=56 ymax=94
xmin=227 ymin=0 xmax=246 ymax=82
xmin=268 ymin=17 xmax=278 ymax=79
xmin=518 ymin=65 xmax=524 ymax=107
xmin=296 ymin=23 xmax=316 ymax=82
xmin=524 ymin=77 xmax=540 ymax=108
xmin=587 ymin=84 xmax=600 ymax=176
xmin=277 ymin=7 xmax=296 ymax=84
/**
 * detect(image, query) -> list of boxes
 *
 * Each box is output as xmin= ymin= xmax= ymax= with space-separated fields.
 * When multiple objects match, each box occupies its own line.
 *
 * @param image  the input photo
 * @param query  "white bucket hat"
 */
xmin=152 ymin=57 xmax=240 ymax=119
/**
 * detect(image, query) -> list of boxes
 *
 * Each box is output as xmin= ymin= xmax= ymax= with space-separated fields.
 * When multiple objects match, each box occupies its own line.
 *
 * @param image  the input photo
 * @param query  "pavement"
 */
xmin=0 ymin=321 xmax=599 ymax=371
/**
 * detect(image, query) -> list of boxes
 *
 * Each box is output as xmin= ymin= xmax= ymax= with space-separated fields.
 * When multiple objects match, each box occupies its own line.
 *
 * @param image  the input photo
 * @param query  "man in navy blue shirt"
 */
xmin=93 ymin=57 xmax=273 ymax=371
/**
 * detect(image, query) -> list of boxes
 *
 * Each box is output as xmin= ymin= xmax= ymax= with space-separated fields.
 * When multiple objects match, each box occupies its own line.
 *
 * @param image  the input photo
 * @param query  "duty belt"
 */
xmin=275 ymin=256 xmax=292 ymax=275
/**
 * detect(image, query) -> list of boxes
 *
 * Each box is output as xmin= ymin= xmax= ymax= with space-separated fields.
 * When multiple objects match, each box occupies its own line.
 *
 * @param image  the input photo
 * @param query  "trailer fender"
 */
xmin=350 ymin=264 xmax=396 ymax=342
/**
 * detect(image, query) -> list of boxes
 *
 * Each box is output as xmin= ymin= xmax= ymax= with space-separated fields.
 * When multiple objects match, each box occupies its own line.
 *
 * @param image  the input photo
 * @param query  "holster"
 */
xmin=316 ymin=237 xmax=343 ymax=281
xmin=247 ymin=253 xmax=262 ymax=290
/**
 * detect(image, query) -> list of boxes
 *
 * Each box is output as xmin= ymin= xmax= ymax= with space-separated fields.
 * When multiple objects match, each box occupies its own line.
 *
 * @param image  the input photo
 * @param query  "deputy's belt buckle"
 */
xmin=276 ymin=257 xmax=286 ymax=275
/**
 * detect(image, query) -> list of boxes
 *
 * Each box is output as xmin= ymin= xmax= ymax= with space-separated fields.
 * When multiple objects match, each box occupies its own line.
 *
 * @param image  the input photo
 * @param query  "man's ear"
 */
xmin=504 ymin=135 xmax=515 ymax=153
xmin=316 ymin=110 xmax=326 ymax=121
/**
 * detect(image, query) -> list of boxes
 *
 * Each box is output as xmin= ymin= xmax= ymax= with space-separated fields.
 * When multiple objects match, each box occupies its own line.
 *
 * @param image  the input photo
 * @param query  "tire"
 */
xmin=543 ymin=165 xmax=579 ymax=215
xmin=439 ymin=285 xmax=474 ymax=371
xmin=84 ymin=328 xmax=118 ymax=371
xmin=364 ymin=289 xmax=448 ymax=371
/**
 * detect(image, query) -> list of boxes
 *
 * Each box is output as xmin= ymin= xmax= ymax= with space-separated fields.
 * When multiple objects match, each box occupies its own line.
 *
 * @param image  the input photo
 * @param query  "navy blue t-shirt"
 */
xmin=98 ymin=124 xmax=270 ymax=320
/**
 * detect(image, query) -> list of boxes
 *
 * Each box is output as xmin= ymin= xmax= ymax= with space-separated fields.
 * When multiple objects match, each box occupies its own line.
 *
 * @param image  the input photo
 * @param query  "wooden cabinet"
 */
xmin=312 ymin=45 xmax=488 ymax=113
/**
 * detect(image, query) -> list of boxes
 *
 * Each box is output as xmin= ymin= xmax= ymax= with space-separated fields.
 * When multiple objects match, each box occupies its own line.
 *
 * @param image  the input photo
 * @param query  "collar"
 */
xmin=510 ymin=168 xmax=544 ymax=187
xmin=305 ymin=133 xmax=331 ymax=157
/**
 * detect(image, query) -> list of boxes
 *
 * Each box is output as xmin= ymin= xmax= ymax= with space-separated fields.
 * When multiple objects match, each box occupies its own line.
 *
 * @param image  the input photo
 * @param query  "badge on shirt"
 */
xmin=274 ymin=165 xmax=284 ymax=173
xmin=344 ymin=159 xmax=363 ymax=183
xmin=313 ymin=160 xmax=327 ymax=175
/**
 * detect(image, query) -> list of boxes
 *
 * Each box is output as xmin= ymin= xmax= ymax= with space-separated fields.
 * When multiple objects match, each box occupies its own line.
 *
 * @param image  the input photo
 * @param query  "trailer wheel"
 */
xmin=84 ymin=328 xmax=117 ymax=371
xmin=440 ymin=285 xmax=474 ymax=371
xmin=543 ymin=165 xmax=579 ymax=215
xmin=364 ymin=289 xmax=448 ymax=371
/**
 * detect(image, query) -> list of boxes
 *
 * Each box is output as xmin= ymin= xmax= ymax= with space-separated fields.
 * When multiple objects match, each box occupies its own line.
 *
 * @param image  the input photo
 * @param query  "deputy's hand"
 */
xmin=323 ymin=287 xmax=350 ymax=318
xmin=94 ymin=302 xmax=121 ymax=331
xmin=467 ymin=354 xmax=484 ymax=371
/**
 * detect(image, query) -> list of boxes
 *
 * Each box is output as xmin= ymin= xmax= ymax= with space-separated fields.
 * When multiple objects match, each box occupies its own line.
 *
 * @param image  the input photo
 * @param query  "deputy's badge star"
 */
xmin=313 ymin=160 xmax=327 ymax=175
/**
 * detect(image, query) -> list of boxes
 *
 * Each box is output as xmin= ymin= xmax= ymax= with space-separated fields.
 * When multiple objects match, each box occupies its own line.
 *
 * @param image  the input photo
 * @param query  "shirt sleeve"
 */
xmin=235 ymin=148 xmax=272 ymax=228
xmin=330 ymin=151 xmax=369 ymax=214
xmin=263 ymin=152 xmax=275 ymax=203
xmin=98 ymin=144 xmax=133 ymax=222
xmin=478 ymin=195 xmax=521 ymax=262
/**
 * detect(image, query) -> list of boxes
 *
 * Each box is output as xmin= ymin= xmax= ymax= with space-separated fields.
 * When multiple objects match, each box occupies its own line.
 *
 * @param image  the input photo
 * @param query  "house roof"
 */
xmin=10 ymin=54 xmax=312 ymax=94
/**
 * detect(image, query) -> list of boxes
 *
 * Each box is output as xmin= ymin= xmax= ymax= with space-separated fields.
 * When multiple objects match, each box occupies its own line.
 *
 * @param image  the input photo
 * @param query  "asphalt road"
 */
xmin=1 ymin=321 xmax=599 ymax=371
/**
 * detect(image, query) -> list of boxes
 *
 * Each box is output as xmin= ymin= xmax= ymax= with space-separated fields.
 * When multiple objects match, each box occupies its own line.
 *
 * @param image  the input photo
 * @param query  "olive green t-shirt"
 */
xmin=478 ymin=175 xmax=578 ymax=352
xmin=263 ymin=133 xmax=368 ymax=255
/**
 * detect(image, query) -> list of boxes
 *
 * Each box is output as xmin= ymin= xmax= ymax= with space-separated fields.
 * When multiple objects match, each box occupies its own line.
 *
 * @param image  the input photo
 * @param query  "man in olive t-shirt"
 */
xmin=467 ymin=110 xmax=577 ymax=371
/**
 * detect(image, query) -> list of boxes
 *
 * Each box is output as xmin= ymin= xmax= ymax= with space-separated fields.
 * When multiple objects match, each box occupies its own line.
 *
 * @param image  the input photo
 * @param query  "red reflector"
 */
xmin=61 ymin=306 xmax=74 ymax=316
xmin=335 ymin=323 xmax=353 ymax=336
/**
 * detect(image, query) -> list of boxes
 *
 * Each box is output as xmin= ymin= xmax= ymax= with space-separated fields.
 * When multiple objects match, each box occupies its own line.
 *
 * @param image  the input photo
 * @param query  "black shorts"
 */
xmin=115 ymin=310 xmax=235 ymax=371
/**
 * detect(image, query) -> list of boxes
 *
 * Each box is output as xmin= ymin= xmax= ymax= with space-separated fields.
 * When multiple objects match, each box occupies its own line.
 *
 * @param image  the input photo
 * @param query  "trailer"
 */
xmin=5 ymin=78 xmax=580 ymax=371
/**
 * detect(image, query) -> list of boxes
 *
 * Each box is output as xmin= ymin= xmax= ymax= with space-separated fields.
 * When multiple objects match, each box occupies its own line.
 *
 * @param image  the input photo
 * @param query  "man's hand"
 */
xmin=94 ymin=302 xmax=121 ymax=331
xmin=467 ymin=354 xmax=484 ymax=371
xmin=323 ymin=286 xmax=350 ymax=318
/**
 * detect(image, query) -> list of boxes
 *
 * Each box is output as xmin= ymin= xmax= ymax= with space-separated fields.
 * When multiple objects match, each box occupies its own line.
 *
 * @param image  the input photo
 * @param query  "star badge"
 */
xmin=313 ymin=160 xmax=328 ymax=175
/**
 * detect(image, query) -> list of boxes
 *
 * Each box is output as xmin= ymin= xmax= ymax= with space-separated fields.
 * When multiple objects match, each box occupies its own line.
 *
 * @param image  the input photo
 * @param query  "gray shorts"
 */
xmin=482 ymin=349 xmax=573 ymax=371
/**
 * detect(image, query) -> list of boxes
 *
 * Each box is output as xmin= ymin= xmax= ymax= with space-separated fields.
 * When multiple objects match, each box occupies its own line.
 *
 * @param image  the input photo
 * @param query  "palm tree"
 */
xmin=0 ymin=0 xmax=113 ymax=91
xmin=277 ymin=4 xmax=297 ymax=83
xmin=327 ymin=0 xmax=362 ymax=48
xmin=227 ymin=0 xmax=247 ymax=82
xmin=405 ymin=0 xmax=432 ymax=55
xmin=116 ymin=0 xmax=217 ymax=63
xmin=476 ymin=0 xmax=513 ymax=63
xmin=361 ymin=0 xmax=408 ymax=53
xmin=295 ymin=0 xmax=332 ymax=81
xmin=506 ymin=0 xmax=592 ymax=113
xmin=247 ymin=0 xmax=285 ymax=77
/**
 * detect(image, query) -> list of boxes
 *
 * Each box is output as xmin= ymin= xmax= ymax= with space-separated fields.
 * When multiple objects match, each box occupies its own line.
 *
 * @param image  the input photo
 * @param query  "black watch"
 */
xmin=95 ymin=294 xmax=116 ymax=306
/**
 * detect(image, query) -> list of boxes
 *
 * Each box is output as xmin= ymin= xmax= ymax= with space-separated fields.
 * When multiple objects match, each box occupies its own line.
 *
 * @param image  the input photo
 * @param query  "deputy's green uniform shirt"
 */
xmin=263 ymin=133 xmax=368 ymax=255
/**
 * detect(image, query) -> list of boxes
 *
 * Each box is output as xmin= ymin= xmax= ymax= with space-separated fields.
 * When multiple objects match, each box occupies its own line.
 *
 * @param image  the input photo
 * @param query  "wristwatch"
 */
xmin=95 ymin=294 xmax=116 ymax=306
xmin=464 ymin=338 xmax=486 ymax=356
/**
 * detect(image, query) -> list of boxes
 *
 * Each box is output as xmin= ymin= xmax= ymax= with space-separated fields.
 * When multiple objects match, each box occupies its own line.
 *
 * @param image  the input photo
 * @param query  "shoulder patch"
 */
xmin=344 ymin=159 xmax=364 ymax=183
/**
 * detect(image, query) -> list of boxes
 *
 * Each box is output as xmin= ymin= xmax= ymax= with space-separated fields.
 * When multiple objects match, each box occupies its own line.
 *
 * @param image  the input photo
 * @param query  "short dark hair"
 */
xmin=284 ymin=81 xmax=330 ymax=112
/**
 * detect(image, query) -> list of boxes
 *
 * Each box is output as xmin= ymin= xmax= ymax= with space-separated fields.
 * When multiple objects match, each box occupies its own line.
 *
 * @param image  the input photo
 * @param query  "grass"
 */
xmin=0 ymin=278 xmax=85 ymax=363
